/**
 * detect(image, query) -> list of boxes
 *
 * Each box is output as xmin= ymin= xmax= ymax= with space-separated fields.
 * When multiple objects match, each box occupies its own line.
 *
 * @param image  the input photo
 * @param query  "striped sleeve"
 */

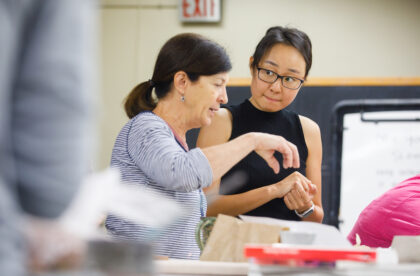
xmin=127 ymin=113 xmax=213 ymax=192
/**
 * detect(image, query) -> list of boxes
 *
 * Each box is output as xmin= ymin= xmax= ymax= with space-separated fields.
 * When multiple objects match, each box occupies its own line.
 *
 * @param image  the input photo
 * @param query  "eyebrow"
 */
xmin=263 ymin=60 xmax=302 ymax=75
xmin=215 ymin=77 xmax=227 ymax=83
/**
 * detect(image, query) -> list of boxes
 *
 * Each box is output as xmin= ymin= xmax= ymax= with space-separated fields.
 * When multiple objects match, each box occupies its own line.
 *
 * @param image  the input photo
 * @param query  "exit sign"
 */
xmin=179 ymin=0 xmax=221 ymax=23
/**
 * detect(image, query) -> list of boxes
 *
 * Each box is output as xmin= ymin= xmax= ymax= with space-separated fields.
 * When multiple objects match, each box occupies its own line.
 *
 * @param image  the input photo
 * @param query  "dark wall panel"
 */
xmin=187 ymin=85 xmax=420 ymax=225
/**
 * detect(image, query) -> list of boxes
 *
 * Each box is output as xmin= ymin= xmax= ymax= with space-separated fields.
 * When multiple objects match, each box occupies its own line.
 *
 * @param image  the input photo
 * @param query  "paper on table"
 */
xmin=240 ymin=215 xmax=352 ymax=248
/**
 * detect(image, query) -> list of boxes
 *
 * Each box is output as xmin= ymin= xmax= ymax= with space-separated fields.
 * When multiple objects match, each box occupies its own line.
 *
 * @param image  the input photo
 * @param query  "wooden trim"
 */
xmin=227 ymin=77 xmax=420 ymax=87
xmin=227 ymin=78 xmax=251 ymax=86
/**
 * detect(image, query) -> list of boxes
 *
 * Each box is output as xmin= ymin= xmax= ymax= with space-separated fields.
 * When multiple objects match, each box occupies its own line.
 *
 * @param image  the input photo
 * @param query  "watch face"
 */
xmin=302 ymin=208 xmax=314 ymax=217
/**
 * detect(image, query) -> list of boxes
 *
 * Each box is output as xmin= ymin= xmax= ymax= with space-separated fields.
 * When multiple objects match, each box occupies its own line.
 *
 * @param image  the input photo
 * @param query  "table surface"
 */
xmin=33 ymin=259 xmax=420 ymax=276
xmin=155 ymin=259 xmax=420 ymax=276
xmin=155 ymin=259 xmax=249 ymax=275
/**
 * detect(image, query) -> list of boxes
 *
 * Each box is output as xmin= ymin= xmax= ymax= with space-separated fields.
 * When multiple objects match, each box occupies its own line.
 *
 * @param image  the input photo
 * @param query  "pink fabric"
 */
xmin=347 ymin=174 xmax=420 ymax=248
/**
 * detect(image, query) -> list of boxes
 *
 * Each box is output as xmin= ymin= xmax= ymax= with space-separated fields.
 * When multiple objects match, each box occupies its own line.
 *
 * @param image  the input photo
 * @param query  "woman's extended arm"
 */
xmin=197 ymin=109 xmax=303 ymax=217
xmin=203 ymin=175 xmax=310 ymax=217
xmin=201 ymin=131 xmax=299 ymax=181
xmin=129 ymin=112 xmax=299 ymax=194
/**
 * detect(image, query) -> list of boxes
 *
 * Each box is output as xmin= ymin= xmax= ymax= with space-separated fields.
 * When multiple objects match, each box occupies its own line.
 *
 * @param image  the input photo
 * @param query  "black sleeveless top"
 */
xmin=222 ymin=99 xmax=308 ymax=221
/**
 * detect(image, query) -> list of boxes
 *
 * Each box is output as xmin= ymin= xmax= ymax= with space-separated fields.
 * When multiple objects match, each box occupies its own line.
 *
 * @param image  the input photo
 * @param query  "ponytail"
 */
xmin=124 ymin=81 xmax=156 ymax=118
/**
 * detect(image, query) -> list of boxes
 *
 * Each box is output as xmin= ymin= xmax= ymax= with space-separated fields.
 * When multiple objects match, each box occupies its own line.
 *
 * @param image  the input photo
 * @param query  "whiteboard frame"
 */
xmin=329 ymin=99 xmax=420 ymax=229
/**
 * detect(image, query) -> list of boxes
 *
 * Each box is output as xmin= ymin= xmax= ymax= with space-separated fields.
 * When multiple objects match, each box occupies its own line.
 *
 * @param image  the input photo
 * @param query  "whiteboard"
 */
xmin=339 ymin=110 xmax=420 ymax=236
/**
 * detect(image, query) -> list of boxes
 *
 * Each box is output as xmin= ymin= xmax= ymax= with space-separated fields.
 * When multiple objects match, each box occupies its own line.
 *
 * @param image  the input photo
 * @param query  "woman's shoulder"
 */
xmin=131 ymin=111 xmax=161 ymax=122
xmin=298 ymin=114 xmax=320 ymax=135
xmin=197 ymin=108 xmax=232 ymax=147
xmin=217 ymin=107 xmax=232 ymax=121
xmin=130 ymin=111 xmax=168 ymax=128
xmin=298 ymin=114 xmax=322 ymax=153
xmin=127 ymin=112 xmax=171 ymax=136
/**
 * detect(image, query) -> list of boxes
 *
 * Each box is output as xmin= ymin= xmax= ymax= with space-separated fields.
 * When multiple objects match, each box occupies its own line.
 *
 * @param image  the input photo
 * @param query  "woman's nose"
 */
xmin=219 ymin=87 xmax=228 ymax=104
xmin=270 ymin=78 xmax=283 ymax=93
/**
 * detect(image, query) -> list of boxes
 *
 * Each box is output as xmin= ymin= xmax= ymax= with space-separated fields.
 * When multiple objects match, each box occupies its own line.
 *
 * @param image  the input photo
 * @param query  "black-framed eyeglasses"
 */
xmin=257 ymin=67 xmax=304 ymax=90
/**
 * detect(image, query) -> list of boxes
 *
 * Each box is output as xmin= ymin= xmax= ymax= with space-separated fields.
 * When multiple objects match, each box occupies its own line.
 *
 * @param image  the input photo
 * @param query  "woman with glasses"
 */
xmin=197 ymin=26 xmax=323 ymax=223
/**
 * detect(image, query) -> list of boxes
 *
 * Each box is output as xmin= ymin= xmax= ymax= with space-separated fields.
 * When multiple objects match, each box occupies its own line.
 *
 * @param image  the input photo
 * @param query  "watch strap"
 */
xmin=295 ymin=202 xmax=315 ymax=218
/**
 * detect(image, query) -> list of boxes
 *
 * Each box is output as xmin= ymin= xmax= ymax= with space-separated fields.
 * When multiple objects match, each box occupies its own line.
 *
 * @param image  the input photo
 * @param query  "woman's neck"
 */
xmin=153 ymin=100 xmax=188 ymax=142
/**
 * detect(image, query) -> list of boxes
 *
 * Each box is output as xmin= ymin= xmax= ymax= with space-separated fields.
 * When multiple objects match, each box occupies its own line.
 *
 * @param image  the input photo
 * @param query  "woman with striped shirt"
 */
xmin=105 ymin=33 xmax=301 ymax=259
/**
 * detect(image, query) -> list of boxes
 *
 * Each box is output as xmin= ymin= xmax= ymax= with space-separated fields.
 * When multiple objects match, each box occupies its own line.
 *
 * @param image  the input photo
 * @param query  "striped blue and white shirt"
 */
xmin=105 ymin=111 xmax=213 ymax=259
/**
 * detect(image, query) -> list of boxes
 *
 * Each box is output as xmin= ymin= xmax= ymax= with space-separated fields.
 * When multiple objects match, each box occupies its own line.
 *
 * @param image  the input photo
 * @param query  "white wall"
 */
xmin=97 ymin=0 xmax=420 ymax=169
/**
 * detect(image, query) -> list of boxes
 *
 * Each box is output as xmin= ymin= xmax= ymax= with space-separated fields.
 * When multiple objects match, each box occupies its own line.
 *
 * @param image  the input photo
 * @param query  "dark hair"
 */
xmin=251 ymin=26 xmax=312 ymax=79
xmin=124 ymin=33 xmax=232 ymax=118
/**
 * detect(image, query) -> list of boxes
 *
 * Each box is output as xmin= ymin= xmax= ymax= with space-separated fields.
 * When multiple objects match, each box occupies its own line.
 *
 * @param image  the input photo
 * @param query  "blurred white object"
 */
xmin=376 ymin=248 xmax=399 ymax=265
xmin=391 ymin=235 xmax=420 ymax=263
xmin=59 ymin=168 xmax=185 ymax=238
xmin=279 ymin=230 xmax=315 ymax=245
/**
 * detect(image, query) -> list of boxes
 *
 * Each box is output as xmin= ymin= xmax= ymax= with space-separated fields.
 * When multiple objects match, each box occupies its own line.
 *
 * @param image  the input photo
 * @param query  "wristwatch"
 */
xmin=295 ymin=202 xmax=315 ymax=218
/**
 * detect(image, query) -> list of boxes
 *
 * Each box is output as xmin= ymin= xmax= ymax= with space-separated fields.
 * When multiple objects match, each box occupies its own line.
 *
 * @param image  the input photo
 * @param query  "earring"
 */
xmin=181 ymin=95 xmax=185 ymax=102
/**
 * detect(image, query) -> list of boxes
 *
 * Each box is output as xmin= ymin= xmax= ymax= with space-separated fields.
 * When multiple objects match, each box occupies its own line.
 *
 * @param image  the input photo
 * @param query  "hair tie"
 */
xmin=148 ymin=79 xmax=155 ymax=87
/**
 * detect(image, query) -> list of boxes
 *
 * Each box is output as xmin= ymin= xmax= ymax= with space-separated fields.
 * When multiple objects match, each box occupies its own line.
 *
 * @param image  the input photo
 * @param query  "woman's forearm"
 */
xmin=205 ymin=175 xmax=306 ymax=217
xmin=201 ymin=133 xmax=256 ymax=180
xmin=201 ymin=132 xmax=299 ymax=181
xmin=206 ymin=184 xmax=278 ymax=217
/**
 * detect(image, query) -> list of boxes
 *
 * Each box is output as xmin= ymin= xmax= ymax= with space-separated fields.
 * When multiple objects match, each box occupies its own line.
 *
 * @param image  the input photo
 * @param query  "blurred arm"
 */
xmin=13 ymin=0 xmax=97 ymax=218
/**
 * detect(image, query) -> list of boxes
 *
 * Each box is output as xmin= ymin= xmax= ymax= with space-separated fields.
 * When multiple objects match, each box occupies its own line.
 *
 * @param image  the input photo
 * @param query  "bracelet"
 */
xmin=295 ymin=202 xmax=315 ymax=218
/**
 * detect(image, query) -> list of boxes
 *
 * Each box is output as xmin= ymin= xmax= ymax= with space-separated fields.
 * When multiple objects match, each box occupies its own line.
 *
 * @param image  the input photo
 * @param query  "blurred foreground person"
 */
xmin=348 ymin=174 xmax=420 ymax=248
xmin=0 ymin=0 xmax=96 ymax=274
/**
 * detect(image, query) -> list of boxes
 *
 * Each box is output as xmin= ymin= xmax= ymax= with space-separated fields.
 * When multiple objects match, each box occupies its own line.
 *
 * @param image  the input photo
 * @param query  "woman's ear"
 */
xmin=249 ymin=56 xmax=255 ymax=76
xmin=173 ymin=71 xmax=188 ymax=96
